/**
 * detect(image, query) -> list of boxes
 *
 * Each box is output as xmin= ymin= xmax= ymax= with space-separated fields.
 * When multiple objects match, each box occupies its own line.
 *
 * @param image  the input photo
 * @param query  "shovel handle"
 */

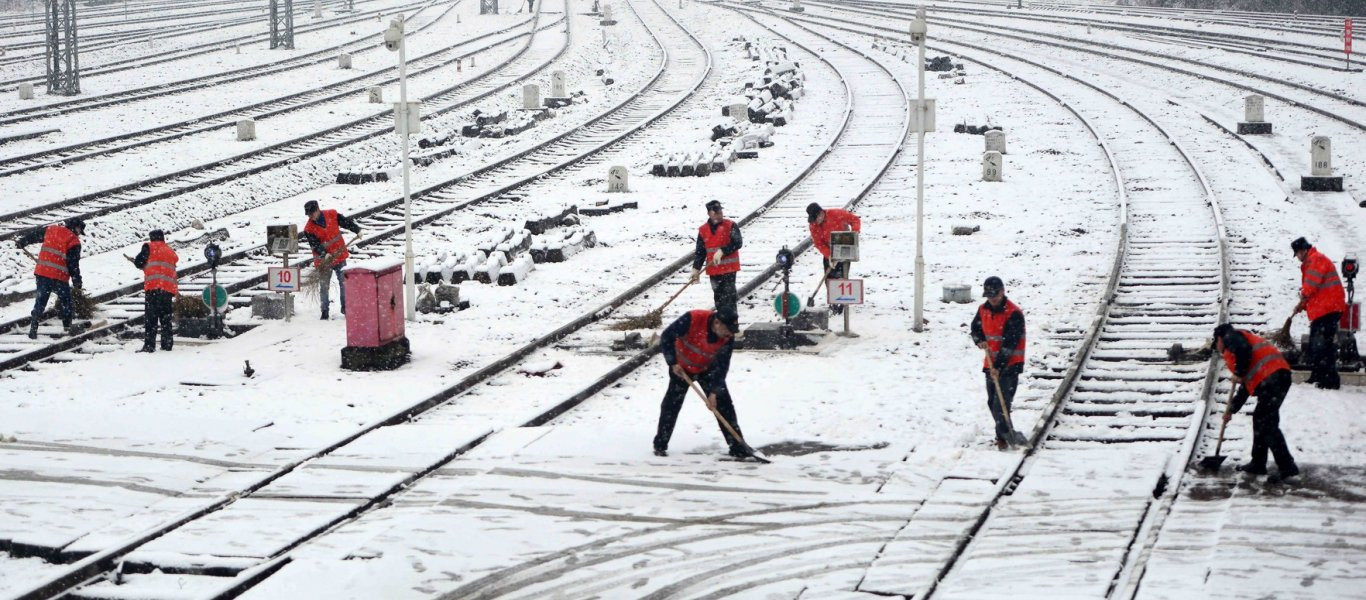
xmin=680 ymin=371 xmax=749 ymax=447
xmin=655 ymin=279 xmax=694 ymax=315
xmin=983 ymin=347 xmax=1021 ymax=431
xmin=1212 ymin=384 xmax=1238 ymax=457
xmin=808 ymin=262 xmax=839 ymax=304
xmin=19 ymin=248 xmax=36 ymax=262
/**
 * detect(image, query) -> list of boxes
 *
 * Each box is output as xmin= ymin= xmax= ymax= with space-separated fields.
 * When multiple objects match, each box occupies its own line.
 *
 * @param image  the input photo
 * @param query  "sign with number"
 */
xmin=827 ymin=279 xmax=863 ymax=305
xmin=201 ymin=285 xmax=228 ymax=309
xmin=268 ymin=267 xmax=301 ymax=292
xmin=1347 ymin=19 xmax=1354 ymax=54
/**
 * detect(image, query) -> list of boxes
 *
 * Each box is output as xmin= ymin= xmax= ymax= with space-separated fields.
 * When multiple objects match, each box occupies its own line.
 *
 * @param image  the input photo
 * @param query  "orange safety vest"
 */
xmin=303 ymin=209 xmax=350 ymax=268
xmin=674 ymin=309 xmax=730 ymax=375
xmin=33 ymin=225 xmax=80 ymax=283
xmin=699 ymin=219 xmax=740 ymax=277
xmin=808 ymin=208 xmax=861 ymax=257
xmin=143 ymin=241 xmax=179 ymax=295
xmin=979 ymin=300 xmax=1026 ymax=369
xmin=1222 ymin=330 xmax=1290 ymax=394
xmin=1301 ymin=247 xmax=1347 ymax=321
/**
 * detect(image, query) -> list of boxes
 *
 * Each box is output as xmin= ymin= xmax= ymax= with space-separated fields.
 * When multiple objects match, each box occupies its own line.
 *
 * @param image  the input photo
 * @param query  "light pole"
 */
xmin=911 ymin=7 xmax=927 ymax=332
xmin=384 ymin=16 xmax=417 ymax=321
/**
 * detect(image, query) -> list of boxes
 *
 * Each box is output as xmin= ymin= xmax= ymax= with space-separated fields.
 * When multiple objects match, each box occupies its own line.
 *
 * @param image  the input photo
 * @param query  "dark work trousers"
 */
xmin=654 ymin=368 xmax=743 ymax=453
xmin=984 ymin=367 xmax=1020 ymax=442
xmin=31 ymin=275 xmax=73 ymax=326
xmin=144 ymin=290 xmax=174 ymax=350
xmin=1306 ymin=313 xmax=1341 ymax=388
xmin=1248 ymin=370 xmax=1297 ymax=474
xmin=319 ymin=261 xmax=347 ymax=317
xmin=822 ymin=258 xmax=850 ymax=314
xmin=709 ymin=272 xmax=738 ymax=317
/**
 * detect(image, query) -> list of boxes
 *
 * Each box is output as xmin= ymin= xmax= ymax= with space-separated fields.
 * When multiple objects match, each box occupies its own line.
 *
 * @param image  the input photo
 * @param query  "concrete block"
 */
xmin=942 ymin=284 xmax=972 ymax=303
xmin=982 ymin=151 xmax=1002 ymax=181
xmin=791 ymin=308 xmax=829 ymax=331
xmin=251 ymin=293 xmax=294 ymax=319
xmin=1300 ymin=176 xmax=1344 ymax=192
xmin=341 ymin=337 xmax=411 ymax=371
xmin=1236 ymin=122 xmax=1272 ymax=135
xmin=737 ymin=322 xmax=818 ymax=350
xmin=369 ymin=86 xmax=383 ymax=103
xmin=237 ymin=119 xmax=256 ymax=141
xmin=952 ymin=225 xmax=980 ymax=236
xmin=17 ymin=83 xmax=33 ymax=100
xmin=608 ymin=165 xmax=629 ymax=192
xmin=339 ymin=53 xmax=352 ymax=69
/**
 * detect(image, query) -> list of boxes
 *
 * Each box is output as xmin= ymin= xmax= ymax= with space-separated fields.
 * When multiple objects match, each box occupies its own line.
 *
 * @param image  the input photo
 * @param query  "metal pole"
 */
xmin=912 ymin=7 xmax=927 ymax=333
xmin=398 ymin=16 xmax=416 ymax=321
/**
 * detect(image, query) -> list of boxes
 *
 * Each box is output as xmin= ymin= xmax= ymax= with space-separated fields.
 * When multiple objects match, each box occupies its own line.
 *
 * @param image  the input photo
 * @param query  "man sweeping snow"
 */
xmin=1214 ymin=324 xmax=1299 ymax=484
xmin=689 ymin=200 xmax=742 ymax=318
xmin=653 ymin=308 xmax=747 ymax=459
xmin=17 ymin=218 xmax=85 ymax=339
xmin=301 ymin=200 xmax=361 ymax=320
xmin=969 ymin=276 xmax=1027 ymax=450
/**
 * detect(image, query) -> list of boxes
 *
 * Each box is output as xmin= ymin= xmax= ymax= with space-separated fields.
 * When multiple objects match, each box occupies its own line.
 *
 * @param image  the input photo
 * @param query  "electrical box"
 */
xmin=394 ymin=101 xmax=421 ymax=135
xmin=267 ymin=224 xmax=298 ymax=255
xmin=830 ymin=231 xmax=859 ymax=262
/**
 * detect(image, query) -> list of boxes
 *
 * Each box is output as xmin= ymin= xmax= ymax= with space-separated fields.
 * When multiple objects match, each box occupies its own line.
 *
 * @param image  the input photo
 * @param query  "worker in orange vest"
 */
xmin=16 ymin=218 xmax=85 ymax=339
xmin=970 ymin=276 xmax=1026 ymax=450
xmin=689 ymin=200 xmax=743 ymax=317
xmin=301 ymin=200 xmax=361 ymax=320
xmin=806 ymin=203 xmax=861 ymax=314
xmin=1214 ymin=324 xmax=1298 ymax=484
xmin=653 ymin=308 xmax=746 ymax=458
xmin=131 ymin=230 xmax=179 ymax=353
xmin=1290 ymin=237 xmax=1347 ymax=389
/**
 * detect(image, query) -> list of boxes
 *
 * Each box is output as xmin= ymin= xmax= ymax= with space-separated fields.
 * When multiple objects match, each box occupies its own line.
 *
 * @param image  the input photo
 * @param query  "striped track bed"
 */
xmin=1 ymin=0 xmax=725 ymax=596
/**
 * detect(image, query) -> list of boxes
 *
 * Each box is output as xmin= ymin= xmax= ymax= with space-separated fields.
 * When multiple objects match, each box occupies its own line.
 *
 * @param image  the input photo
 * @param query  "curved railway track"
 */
xmin=4 ymin=0 xmax=723 ymax=595
xmin=0 ymin=0 xmax=445 ymax=127
xmin=0 ymin=8 xmax=559 ymax=248
xmin=0 ymin=0 xmax=411 ymax=89
xmin=0 ymin=2 xmax=519 ymax=175
xmin=756 ymin=6 xmax=1247 ymax=599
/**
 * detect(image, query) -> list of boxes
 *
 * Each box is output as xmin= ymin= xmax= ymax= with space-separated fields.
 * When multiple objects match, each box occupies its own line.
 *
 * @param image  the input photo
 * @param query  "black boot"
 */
xmin=1235 ymin=462 xmax=1268 ymax=476
xmin=653 ymin=448 xmax=667 ymax=457
xmin=27 ymin=321 xmax=38 ymax=340
xmin=1267 ymin=465 xmax=1300 ymax=485
xmin=137 ymin=345 xmax=155 ymax=353
xmin=728 ymin=446 xmax=751 ymax=459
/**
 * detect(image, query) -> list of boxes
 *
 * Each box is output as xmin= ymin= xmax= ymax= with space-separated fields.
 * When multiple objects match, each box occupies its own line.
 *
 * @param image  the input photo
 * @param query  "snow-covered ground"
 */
xmin=0 ymin=0 xmax=1363 ymax=597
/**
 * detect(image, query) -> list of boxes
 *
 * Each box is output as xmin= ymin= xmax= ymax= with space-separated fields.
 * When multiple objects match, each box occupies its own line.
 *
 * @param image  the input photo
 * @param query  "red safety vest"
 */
xmin=808 ymin=208 xmax=861 ymax=257
xmin=1301 ymin=248 xmax=1347 ymax=321
xmin=1222 ymin=330 xmax=1290 ymax=394
xmin=304 ymin=209 xmax=350 ymax=268
xmin=143 ymin=241 xmax=179 ymax=295
xmin=33 ymin=225 xmax=80 ymax=283
xmin=674 ymin=309 xmax=730 ymax=375
xmin=979 ymin=300 xmax=1026 ymax=369
xmin=699 ymin=219 xmax=740 ymax=277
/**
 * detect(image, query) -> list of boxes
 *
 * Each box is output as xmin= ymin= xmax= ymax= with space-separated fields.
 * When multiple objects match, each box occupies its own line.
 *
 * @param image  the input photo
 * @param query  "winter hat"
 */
xmin=982 ymin=276 xmax=1004 ymax=297
xmin=148 ymin=230 xmax=165 ymax=241
xmin=64 ymin=217 xmax=86 ymax=234
xmin=806 ymin=203 xmax=823 ymax=223
xmin=1212 ymin=323 xmax=1235 ymax=345
xmin=715 ymin=308 xmax=740 ymax=334
xmin=304 ymin=200 xmax=320 ymax=215
xmin=705 ymin=200 xmax=723 ymax=212
xmin=1290 ymin=237 xmax=1311 ymax=255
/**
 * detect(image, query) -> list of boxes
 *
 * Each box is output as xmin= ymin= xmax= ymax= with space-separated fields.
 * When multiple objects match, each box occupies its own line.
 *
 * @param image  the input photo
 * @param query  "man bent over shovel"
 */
xmin=970 ymin=276 xmax=1028 ymax=450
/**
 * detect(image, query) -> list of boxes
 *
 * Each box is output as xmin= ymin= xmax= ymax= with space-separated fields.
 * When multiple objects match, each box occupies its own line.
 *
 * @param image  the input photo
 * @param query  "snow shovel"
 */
xmin=1199 ymin=386 xmax=1239 ymax=472
xmin=680 ymin=371 xmax=770 ymax=463
xmin=609 ymin=279 xmax=692 ymax=331
xmin=806 ymin=262 xmax=839 ymax=307
xmin=985 ymin=348 xmax=1029 ymax=448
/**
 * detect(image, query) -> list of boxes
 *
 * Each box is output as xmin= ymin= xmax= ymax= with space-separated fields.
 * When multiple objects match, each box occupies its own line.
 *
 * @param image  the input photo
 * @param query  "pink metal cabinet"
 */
xmin=344 ymin=259 xmax=406 ymax=348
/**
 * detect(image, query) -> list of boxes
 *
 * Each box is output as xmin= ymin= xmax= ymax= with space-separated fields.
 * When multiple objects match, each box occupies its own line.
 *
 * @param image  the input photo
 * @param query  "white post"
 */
xmin=912 ymin=7 xmax=928 ymax=333
xmin=393 ymin=16 xmax=417 ymax=321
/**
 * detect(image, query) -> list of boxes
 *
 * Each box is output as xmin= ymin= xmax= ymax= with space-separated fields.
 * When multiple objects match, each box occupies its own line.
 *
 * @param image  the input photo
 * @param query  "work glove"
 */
xmin=688 ymin=269 xmax=701 ymax=284
xmin=709 ymin=249 xmax=723 ymax=265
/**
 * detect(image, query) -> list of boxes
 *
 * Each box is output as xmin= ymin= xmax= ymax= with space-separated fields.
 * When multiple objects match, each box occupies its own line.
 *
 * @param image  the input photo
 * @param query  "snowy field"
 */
xmin=0 ymin=0 xmax=1364 ymax=598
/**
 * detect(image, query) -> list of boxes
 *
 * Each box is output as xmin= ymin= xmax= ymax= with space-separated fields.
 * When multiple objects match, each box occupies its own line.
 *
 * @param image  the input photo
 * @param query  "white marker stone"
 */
xmin=982 ymin=151 xmax=1003 ymax=182
xmin=1245 ymin=95 xmax=1264 ymax=122
xmin=237 ymin=119 xmax=256 ymax=141
xmin=984 ymin=129 xmax=1006 ymax=154
xmin=1310 ymin=136 xmax=1332 ymax=177
xmin=369 ymin=86 xmax=383 ymax=103
xmin=523 ymin=84 xmax=540 ymax=109
xmin=608 ymin=166 xmax=629 ymax=192
xmin=17 ymin=82 xmax=33 ymax=100
xmin=338 ymin=53 xmax=352 ymax=69
xmin=551 ymin=70 xmax=566 ymax=97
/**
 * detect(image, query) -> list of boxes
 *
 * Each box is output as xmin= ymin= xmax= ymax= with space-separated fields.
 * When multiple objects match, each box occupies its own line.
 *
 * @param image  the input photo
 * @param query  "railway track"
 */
xmin=0 ymin=2 xmax=515 ymax=175
xmin=0 ymin=0 xmax=443 ymax=128
xmin=4 ymin=0 xmax=722 ymax=595
xmin=0 ymin=9 xmax=557 ymax=247
xmin=0 ymin=0 xmax=404 ymax=89
xmin=754 ymin=7 xmax=1255 ymax=598
xmin=0 ymin=1 xmax=575 ymax=360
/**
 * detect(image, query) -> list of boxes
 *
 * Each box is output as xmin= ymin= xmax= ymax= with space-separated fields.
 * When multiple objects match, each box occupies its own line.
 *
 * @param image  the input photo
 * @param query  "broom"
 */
xmin=298 ymin=234 xmax=360 ymax=300
xmin=608 ymin=279 xmax=693 ymax=331
xmin=1268 ymin=313 xmax=1295 ymax=350
xmin=21 ymin=247 xmax=96 ymax=319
